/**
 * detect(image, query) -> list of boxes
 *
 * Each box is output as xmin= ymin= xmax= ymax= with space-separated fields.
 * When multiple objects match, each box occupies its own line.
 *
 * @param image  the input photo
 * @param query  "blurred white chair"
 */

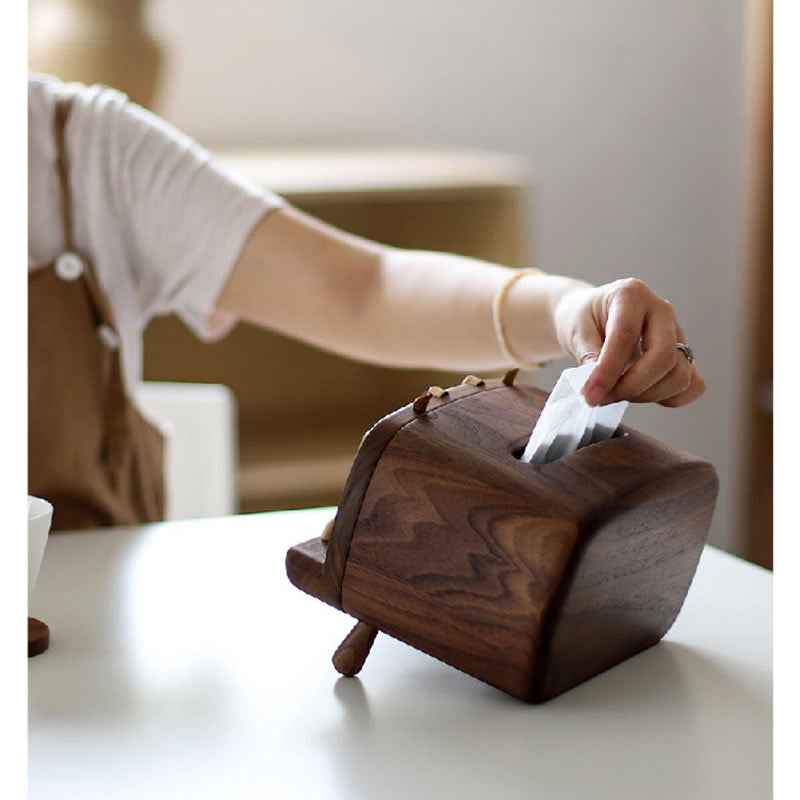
xmin=136 ymin=382 xmax=238 ymax=520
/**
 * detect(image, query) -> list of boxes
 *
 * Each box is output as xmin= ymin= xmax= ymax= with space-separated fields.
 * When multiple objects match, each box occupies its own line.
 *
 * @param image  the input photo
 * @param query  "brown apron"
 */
xmin=28 ymin=97 xmax=165 ymax=530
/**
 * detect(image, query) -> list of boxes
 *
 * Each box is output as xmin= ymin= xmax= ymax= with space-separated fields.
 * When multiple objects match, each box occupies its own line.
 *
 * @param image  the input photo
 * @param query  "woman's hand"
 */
xmin=552 ymin=278 xmax=706 ymax=408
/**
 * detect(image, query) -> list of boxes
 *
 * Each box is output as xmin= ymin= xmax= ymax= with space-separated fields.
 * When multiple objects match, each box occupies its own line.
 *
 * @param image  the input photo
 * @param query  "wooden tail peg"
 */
xmin=332 ymin=621 xmax=379 ymax=677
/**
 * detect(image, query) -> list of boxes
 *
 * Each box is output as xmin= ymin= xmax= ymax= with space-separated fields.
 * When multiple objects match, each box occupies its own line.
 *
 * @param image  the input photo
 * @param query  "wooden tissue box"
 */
xmin=286 ymin=371 xmax=718 ymax=702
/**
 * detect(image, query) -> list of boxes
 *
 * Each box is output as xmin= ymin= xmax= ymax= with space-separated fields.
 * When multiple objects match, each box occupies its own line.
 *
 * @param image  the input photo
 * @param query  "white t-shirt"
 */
xmin=28 ymin=74 xmax=283 ymax=395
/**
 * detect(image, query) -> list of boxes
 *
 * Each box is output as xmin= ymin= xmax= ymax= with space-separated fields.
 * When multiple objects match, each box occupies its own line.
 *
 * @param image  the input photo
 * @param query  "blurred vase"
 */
xmin=29 ymin=0 xmax=166 ymax=110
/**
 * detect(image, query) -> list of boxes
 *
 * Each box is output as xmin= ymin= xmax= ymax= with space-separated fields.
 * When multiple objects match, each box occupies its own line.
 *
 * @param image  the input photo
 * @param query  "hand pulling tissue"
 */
xmin=521 ymin=362 xmax=628 ymax=464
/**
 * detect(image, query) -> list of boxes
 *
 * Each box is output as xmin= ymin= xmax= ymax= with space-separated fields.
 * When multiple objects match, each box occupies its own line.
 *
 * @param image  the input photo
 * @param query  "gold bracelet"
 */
xmin=491 ymin=267 xmax=545 ymax=370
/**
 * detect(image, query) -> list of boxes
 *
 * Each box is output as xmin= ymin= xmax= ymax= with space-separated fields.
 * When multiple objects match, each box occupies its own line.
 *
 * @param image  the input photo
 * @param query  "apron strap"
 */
xmin=54 ymin=97 xmax=76 ymax=254
xmin=53 ymin=96 xmax=118 ymax=331
xmin=53 ymin=94 xmax=132 ymax=480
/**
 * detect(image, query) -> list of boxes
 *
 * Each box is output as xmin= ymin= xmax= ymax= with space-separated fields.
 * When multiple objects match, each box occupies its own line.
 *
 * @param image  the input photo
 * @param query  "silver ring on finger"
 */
xmin=676 ymin=342 xmax=695 ymax=364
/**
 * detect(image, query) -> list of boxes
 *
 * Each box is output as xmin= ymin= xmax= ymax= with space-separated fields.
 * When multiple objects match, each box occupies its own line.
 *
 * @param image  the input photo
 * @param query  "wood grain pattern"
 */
xmin=530 ymin=463 xmax=718 ymax=700
xmin=286 ymin=379 xmax=718 ymax=701
xmin=312 ymin=380 xmax=497 ymax=606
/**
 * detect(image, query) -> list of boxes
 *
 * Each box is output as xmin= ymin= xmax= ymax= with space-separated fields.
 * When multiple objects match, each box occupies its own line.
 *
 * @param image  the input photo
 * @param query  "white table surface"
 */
xmin=29 ymin=508 xmax=772 ymax=800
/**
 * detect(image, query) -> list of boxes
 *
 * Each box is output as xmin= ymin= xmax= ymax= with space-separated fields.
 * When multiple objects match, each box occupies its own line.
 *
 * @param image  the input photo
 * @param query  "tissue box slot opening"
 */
xmin=511 ymin=428 xmax=628 ymax=462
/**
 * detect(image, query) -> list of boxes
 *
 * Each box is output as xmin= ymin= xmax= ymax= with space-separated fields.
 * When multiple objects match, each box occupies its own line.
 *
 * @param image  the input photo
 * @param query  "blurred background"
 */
xmin=29 ymin=0 xmax=772 ymax=567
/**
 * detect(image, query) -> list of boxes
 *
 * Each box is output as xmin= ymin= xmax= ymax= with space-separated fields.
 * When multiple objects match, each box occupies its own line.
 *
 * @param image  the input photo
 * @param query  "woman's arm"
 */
xmin=215 ymin=204 xmax=705 ymax=408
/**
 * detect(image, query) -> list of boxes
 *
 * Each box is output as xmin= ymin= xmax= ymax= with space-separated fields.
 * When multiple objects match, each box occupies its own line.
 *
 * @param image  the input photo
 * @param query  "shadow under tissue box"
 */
xmin=286 ymin=370 xmax=718 ymax=702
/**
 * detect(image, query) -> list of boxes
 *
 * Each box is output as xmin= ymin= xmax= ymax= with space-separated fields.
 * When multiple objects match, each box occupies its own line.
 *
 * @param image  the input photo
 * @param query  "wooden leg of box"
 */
xmin=332 ymin=621 xmax=379 ymax=677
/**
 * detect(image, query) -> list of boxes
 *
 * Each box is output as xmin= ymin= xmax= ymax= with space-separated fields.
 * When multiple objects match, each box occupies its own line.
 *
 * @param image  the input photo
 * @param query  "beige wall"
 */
xmin=46 ymin=1 xmax=751 ymax=553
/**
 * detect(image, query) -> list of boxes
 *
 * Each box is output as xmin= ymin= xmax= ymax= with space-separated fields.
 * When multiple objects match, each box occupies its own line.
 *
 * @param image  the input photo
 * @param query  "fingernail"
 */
xmin=585 ymin=386 xmax=606 ymax=406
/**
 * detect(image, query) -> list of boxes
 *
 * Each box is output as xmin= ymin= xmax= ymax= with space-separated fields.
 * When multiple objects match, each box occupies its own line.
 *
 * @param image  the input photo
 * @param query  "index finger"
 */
xmin=583 ymin=299 xmax=644 ymax=406
xmin=608 ymin=304 xmax=680 ymax=401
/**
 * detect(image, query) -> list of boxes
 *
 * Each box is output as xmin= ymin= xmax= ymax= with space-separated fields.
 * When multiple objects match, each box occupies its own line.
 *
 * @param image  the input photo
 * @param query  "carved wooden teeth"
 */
xmin=413 ymin=392 xmax=432 ymax=414
xmin=413 ymin=386 xmax=450 ymax=414
xmin=461 ymin=375 xmax=486 ymax=386
xmin=502 ymin=368 xmax=519 ymax=386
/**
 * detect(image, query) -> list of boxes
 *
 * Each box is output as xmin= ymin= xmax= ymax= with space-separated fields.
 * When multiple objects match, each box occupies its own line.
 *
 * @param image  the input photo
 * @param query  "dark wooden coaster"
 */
xmin=28 ymin=617 xmax=50 ymax=658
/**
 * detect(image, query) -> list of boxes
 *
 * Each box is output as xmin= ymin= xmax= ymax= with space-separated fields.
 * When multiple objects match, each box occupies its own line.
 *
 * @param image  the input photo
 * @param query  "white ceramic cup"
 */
xmin=28 ymin=496 xmax=53 ymax=604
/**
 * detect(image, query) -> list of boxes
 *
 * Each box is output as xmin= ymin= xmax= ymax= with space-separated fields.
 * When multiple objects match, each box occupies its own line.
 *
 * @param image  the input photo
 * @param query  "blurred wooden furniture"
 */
xmin=143 ymin=147 xmax=528 ymax=513
xmin=740 ymin=0 xmax=772 ymax=569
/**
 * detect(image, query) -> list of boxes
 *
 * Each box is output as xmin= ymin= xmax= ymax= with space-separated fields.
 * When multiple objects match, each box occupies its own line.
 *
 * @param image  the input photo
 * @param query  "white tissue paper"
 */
xmin=520 ymin=362 xmax=629 ymax=465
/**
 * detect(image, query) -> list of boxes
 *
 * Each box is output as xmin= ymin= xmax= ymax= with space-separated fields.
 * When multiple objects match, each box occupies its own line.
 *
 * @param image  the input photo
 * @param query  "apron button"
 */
xmin=97 ymin=324 xmax=121 ymax=351
xmin=54 ymin=251 xmax=85 ymax=281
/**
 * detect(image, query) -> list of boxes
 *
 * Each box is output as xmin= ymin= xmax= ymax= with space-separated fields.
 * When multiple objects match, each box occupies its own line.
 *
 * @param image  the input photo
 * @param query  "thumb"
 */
xmin=569 ymin=325 xmax=607 ymax=405
xmin=569 ymin=323 xmax=603 ymax=368
xmin=553 ymin=287 xmax=603 ymax=366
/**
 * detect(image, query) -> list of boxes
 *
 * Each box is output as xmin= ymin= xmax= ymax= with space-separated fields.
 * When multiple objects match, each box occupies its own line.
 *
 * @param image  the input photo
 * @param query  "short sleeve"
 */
xmin=65 ymin=82 xmax=284 ymax=340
